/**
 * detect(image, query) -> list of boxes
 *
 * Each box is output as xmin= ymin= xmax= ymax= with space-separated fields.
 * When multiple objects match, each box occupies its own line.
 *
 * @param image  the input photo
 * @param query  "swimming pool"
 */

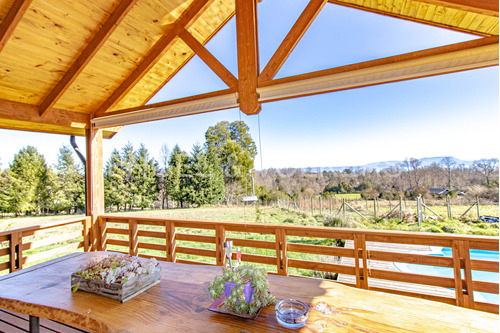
xmin=394 ymin=247 xmax=499 ymax=304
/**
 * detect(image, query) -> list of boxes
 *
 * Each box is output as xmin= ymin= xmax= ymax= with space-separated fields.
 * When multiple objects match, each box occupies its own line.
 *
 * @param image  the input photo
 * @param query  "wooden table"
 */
xmin=0 ymin=252 xmax=497 ymax=333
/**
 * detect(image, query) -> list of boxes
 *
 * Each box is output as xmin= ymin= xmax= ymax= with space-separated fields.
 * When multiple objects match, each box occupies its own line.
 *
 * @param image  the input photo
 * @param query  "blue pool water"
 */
xmin=395 ymin=247 xmax=499 ymax=304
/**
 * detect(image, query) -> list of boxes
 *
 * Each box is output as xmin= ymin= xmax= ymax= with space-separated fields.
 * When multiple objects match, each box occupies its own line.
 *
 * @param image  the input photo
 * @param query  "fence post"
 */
xmin=476 ymin=195 xmax=480 ymax=220
xmin=452 ymin=240 xmax=473 ymax=309
xmin=98 ymin=217 xmax=107 ymax=251
xmin=417 ymin=195 xmax=423 ymax=227
xmin=329 ymin=197 xmax=332 ymax=215
xmin=319 ymin=196 xmax=322 ymax=215
xmin=215 ymin=226 xmax=226 ymax=266
xmin=399 ymin=196 xmax=403 ymax=221
xmin=311 ymin=197 xmax=314 ymax=215
xmin=447 ymin=195 xmax=452 ymax=219
xmin=342 ymin=198 xmax=346 ymax=220
xmin=373 ymin=199 xmax=377 ymax=218
xmin=354 ymin=234 xmax=368 ymax=289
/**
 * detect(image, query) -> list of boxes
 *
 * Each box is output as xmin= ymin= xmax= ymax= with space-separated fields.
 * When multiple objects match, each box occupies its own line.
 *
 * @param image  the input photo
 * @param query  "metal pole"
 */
xmin=476 ymin=195 xmax=480 ymax=220
xmin=417 ymin=195 xmax=422 ymax=227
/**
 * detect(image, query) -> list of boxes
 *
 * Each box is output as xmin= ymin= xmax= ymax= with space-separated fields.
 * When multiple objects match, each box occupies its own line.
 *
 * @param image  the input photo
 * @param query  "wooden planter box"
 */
xmin=71 ymin=265 xmax=161 ymax=302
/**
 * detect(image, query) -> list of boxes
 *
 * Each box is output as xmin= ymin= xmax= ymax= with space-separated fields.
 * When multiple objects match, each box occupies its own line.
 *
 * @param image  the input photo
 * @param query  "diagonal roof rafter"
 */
xmin=96 ymin=0 xmax=215 ymax=115
xmin=39 ymin=0 xmax=139 ymax=118
xmin=0 ymin=0 xmax=32 ymax=53
xmin=259 ymin=0 xmax=327 ymax=83
xmin=179 ymin=28 xmax=238 ymax=89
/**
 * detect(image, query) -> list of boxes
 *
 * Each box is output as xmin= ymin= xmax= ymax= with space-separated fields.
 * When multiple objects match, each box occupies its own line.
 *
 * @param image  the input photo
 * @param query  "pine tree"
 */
xmin=55 ymin=145 xmax=84 ymax=214
xmin=134 ymin=144 xmax=158 ymax=209
xmin=166 ymin=145 xmax=189 ymax=208
xmin=121 ymin=143 xmax=137 ymax=210
xmin=104 ymin=149 xmax=126 ymax=211
xmin=188 ymin=144 xmax=225 ymax=205
xmin=0 ymin=170 xmax=13 ymax=214
xmin=36 ymin=164 xmax=60 ymax=214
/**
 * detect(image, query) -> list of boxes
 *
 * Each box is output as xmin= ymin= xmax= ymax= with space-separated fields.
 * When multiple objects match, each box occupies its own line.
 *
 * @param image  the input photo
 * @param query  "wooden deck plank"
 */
xmin=0 ymin=309 xmax=90 ymax=333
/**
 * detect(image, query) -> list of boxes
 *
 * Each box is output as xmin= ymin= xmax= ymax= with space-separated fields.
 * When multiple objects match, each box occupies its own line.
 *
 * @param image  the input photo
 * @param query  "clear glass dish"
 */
xmin=275 ymin=299 xmax=309 ymax=329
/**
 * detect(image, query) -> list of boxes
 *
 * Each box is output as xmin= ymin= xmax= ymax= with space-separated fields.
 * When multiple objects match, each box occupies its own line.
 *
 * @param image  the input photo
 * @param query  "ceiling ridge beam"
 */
xmin=0 ymin=0 xmax=32 ymax=53
xmin=39 ymin=0 xmax=139 ymax=118
xmin=259 ymin=0 xmax=327 ymax=83
xmin=417 ymin=0 xmax=498 ymax=16
xmin=327 ymin=1 xmax=498 ymax=35
xmin=235 ymin=0 xmax=261 ymax=115
xmin=96 ymin=0 xmax=215 ymax=115
xmin=179 ymin=28 xmax=238 ymax=89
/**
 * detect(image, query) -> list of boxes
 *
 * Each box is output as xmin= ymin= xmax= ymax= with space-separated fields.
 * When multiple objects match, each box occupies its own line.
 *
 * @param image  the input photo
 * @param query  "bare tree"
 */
xmin=473 ymin=158 xmax=499 ymax=186
xmin=440 ymin=157 xmax=456 ymax=189
xmin=409 ymin=158 xmax=422 ymax=188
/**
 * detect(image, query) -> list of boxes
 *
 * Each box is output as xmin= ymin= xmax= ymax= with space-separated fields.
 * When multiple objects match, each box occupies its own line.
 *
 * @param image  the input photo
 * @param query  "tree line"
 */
xmin=0 ymin=121 xmax=257 ymax=215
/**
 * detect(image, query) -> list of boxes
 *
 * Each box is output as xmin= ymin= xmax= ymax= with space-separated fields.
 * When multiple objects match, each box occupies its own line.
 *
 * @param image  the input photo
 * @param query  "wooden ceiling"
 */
xmin=0 ymin=0 xmax=498 ymax=136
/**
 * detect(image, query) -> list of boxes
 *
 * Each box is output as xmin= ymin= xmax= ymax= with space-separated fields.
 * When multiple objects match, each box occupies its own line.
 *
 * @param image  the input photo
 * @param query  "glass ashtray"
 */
xmin=275 ymin=299 xmax=309 ymax=329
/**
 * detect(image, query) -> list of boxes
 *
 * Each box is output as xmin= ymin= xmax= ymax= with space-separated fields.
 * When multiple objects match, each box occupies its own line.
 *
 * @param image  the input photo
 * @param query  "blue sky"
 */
xmin=0 ymin=0 xmax=498 ymax=170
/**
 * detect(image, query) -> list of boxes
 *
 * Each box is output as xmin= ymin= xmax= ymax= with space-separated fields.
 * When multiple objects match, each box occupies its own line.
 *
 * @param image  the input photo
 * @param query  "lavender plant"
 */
xmin=208 ymin=264 xmax=276 ymax=315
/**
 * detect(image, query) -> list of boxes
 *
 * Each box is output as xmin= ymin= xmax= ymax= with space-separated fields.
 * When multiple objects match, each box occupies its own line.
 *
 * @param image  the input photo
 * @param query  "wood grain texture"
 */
xmin=0 ymin=252 xmax=497 ymax=333
xmin=0 ymin=0 xmax=32 ymax=52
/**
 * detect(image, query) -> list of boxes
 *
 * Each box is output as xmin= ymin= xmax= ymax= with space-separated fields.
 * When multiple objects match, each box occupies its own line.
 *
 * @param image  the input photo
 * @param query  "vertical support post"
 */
xmin=86 ymin=127 xmax=104 ymax=251
xmin=342 ymin=198 xmax=346 ymax=220
xmin=353 ymin=234 xmax=368 ymax=289
xmin=29 ymin=315 xmax=40 ymax=333
xmin=215 ymin=226 xmax=226 ymax=266
xmin=9 ymin=232 xmax=22 ymax=273
xmin=98 ymin=217 xmax=107 ymax=251
xmin=452 ymin=240 xmax=473 ymax=308
xmin=83 ymin=217 xmax=91 ymax=251
xmin=166 ymin=221 xmax=176 ymax=262
xmin=235 ymin=0 xmax=261 ymax=115
xmin=476 ymin=195 xmax=480 ymax=220
xmin=129 ymin=219 xmax=138 ymax=256
xmin=275 ymin=228 xmax=288 ymax=276
xmin=319 ymin=196 xmax=322 ymax=215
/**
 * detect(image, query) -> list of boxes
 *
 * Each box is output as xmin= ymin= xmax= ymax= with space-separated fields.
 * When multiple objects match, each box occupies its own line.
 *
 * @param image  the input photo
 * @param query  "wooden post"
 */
xmin=373 ymin=199 xmax=377 ymax=218
xmin=86 ymin=127 xmax=104 ymax=251
xmin=354 ymin=234 xmax=368 ymax=289
xmin=166 ymin=221 xmax=176 ymax=262
xmin=215 ymin=226 xmax=226 ymax=266
xmin=417 ymin=195 xmax=423 ymax=227
xmin=452 ymin=240 xmax=473 ymax=308
xmin=129 ymin=219 xmax=138 ymax=256
xmin=476 ymin=195 xmax=480 ymax=220
xmin=399 ymin=196 xmax=403 ymax=221
xmin=342 ymin=198 xmax=346 ymax=220
xmin=84 ymin=217 xmax=91 ymax=251
xmin=319 ymin=196 xmax=322 ymax=215
xmin=235 ymin=0 xmax=261 ymax=115
xmin=275 ymin=229 xmax=288 ymax=276
xmin=329 ymin=197 xmax=332 ymax=215
xmin=447 ymin=195 xmax=452 ymax=219
xmin=9 ymin=232 xmax=22 ymax=272
xmin=311 ymin=197 xmax=314 ymax=215
xmin=98 ymin=217 xmax=107 ymax=251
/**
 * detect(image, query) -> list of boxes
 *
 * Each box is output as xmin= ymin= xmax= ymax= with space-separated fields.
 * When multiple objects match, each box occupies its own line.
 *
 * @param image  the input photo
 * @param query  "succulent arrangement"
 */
xmin=208 ymin=264 xmax=276 ymax=315
xmin=72 ymin=254 xmax=158 ymax=291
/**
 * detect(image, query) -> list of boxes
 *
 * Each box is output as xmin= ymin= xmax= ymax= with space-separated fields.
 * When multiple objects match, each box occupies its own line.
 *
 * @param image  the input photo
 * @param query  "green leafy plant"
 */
xmin=208 ymin=265 xmax=275 ymax=315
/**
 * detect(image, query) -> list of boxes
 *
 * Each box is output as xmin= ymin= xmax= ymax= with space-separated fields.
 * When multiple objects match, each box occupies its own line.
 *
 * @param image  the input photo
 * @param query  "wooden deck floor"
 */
xmin=337 ymin=240 xmax=456 ymax=299
xmin=0 ymin=309 xmax=89 ymax=333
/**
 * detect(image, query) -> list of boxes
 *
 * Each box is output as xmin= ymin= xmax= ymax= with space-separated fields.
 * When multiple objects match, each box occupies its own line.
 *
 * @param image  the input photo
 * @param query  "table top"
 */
xmin=0 ymin=251 xmax=497 ymax=333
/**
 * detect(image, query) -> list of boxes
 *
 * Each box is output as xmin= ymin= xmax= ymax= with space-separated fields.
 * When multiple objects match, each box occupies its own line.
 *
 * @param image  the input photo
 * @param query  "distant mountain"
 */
xmin=304 ymin=156 xmax=475 ymax=172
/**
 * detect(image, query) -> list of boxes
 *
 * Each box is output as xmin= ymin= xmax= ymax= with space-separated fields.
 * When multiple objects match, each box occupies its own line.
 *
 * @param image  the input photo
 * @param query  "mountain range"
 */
xmin=304 ymin=156 xmax=475 ymax=172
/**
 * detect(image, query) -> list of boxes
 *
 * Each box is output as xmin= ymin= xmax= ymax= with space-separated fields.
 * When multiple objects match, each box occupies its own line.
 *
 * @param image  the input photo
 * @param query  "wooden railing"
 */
xmin=99 ymin=215 xmax=499 ymax=314
xmin=0 ymin=217 xmax=90 ymax=274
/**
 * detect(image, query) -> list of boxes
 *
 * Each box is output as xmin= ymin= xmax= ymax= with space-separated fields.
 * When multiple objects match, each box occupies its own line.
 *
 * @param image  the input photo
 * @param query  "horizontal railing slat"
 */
xmin=367 ymin=250 xmax=454 ymax=267
xmin=22 ymin=231 xmax=83 ymax=252
xmin=470 ymin=259 xmax=499 ymax=272
xmin=227 ymin=238 xmax=275 ymax=249
xmin=176 ymin=246 xmax=216 ymax=258
xmin=106 ymin=228 xmax=128 ymax=235
xmin=175 ymin=234 xmax=216 ymax=244
xmin=367 ymin=286 xmax=457 ymax=306
xmin=106 ymin=239 xmax=129 ymax=247
xmin=23 ymin=242 xmax=83 ymax=265
xmin=138 ymin=230 xmax=167 ymax=239
xmin=287 ymin=243 xmax=354 ymax=257
xmin=137 ymin=242 xmax=166 ymax=252
xmin=472 ymin=280 xmax=499 ymax=294
xmin=0 ymin=262 xmax=9 ymax=271
xmin=369 ymin=268 xmax=456 ymax=288
xmin=288 ymin=258 xmax=356 ymax=275
xmin=474 ymin=302 xmax=499 ymax=313
xmin=0 ymin=248 xmax=8 ymax=257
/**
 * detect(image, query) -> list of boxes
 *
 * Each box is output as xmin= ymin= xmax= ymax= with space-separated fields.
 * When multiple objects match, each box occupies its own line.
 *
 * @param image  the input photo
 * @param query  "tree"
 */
xmin=134 ymin=144 xmax=158 ymax=209
xmin=121 ymin=143 xmax=137 ymax=210
xmin=158 ymin=144 xmax=170 ymax=209
xmin=104 ymin=149 xmax=126 ymax=211
xmin=473 ymin=158 xmax=499 ymax=186
xmin=409 ymin=158 xmax=422 ymax=188
xmin=8 ymin=146 xmax=46 ymax=215
xmin=36 ymin=163 xmax=61 ymax=214
xmin=55 ymin=145 xmax=85 ymax=213
xmin=205 ymin=121 xmax=257 ymax=204
xmin=0 ymin=170 xmax=13 ymax=214
xmin=166 ymin=145 xmax=190 ymax=208
xmin=439 ymin=157 xmax=456 ymax=190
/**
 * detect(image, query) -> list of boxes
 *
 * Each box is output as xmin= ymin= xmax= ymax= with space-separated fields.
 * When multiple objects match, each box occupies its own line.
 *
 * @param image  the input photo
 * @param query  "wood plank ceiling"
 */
xmin=0 ymin=0 xmax=498 ymax=135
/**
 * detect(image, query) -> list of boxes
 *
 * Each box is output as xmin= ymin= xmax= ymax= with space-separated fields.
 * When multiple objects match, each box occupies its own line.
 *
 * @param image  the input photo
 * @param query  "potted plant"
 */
xmin=208 ymin=264 xmax=276 ymax=315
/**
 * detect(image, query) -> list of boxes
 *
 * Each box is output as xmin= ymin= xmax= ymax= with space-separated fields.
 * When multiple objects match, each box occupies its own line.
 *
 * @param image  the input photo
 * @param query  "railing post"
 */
xmin=354 ymin=234 xmax=368 ymax=289
xmin=9 ymin=231 xmax=22 ymax=272
xmin=98 ymin=217 xmax=107 ymax=251
xmin=129 ymin=219 xmax=138 ymax=256
xmin=275 ymin=228 xmax=288 ymax=276
xmin=166 ymin=221 xmax=176 ymax=262
xmin=452 ymin=240 xmax=473 ymax=309
xmin=215 ymin=226 xmax=226 ymax=266
xmin=83 ymin=217 xmax=91 ymax=252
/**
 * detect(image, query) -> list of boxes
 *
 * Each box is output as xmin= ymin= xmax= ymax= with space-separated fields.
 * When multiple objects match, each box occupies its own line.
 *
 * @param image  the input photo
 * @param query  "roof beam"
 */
xmin=327 ymin=1 xmax=498 ymax=36
xmin=97 ymin=0 xmax=214 ymax=114
xmin=235 ymin=0 xmax=261 ymax=115
xmin=0 ymin=0 xmax=32 ymax=53
xmin=259 ymin=0 xmax=327 ymax=83
xmin=179 ymin=28 xmax=238 ymax=89
xmin=39 ymin=0 xmax=138 ymax=118
xmin=258 ymin=37 xmax=499 ymax=102
xmin=418 ymin=0 xmax=498 ymax=16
